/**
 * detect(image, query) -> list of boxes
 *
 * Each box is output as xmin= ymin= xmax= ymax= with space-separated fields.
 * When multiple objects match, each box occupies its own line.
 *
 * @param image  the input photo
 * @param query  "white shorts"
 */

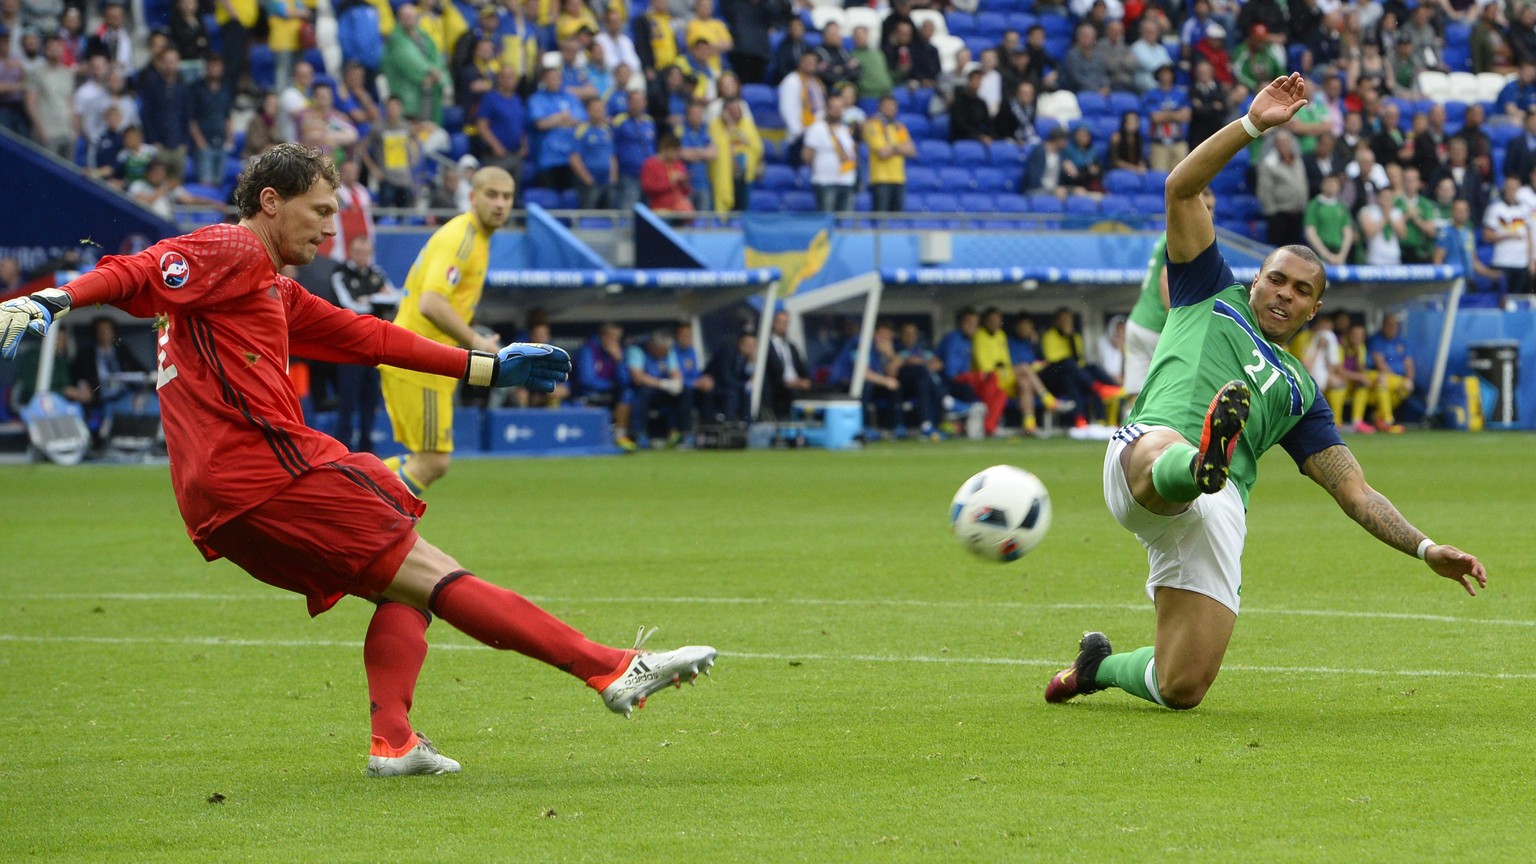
xmin=1102 ymin=424 xmax=1247 ymax=614
xmin=1121 ymin=320 xmax=1160 ymax=395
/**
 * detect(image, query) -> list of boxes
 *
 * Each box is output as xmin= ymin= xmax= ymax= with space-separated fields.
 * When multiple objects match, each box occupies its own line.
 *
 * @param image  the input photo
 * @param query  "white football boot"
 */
xmin=596 ymin=627 xmax=717 ymax=718
xmin=366 ymin=733 xmax=462 ymax=777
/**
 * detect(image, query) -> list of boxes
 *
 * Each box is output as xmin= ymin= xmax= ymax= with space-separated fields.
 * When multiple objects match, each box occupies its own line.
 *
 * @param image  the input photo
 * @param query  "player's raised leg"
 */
xmin=383 ymin=538 xmax=717 ymax=716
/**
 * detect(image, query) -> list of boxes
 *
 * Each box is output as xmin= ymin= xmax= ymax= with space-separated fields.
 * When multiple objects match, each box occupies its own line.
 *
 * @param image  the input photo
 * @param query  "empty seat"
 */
xmin=809 ymin=6 xmax=844 ymax=32
xmin=1103 ymin=168 xmax=1144 ymax=195
xmin=922 ymin=192 xmax=960 ymax=212
xmin=760 ymin=164 xmax=800 ymax=190
xmin=918 ymin=139 xmax=954 ymax=164
xmin=525 ymin=188 xmax=559 ymax=209
xmin=905 ymin=165 xmax=942 ymax=191
xmin=1064 ymin=195 xmax=1100 ymax=216
xmin=898 ymin=112 xmax=933 ymax=139
xmin=996 ymin=193 xmax=1030 ymax=212
xmin=946 ymin=11 xmax=978 ymax=35
xmin=1143 ymin=168 xmax=1170 ymax=191
xmin=1132 ymin=192 xmax=1164 ymax=215
xmin=1076 ymin=91 xmax=1110 ymax=117
xmin=1100 ymin=194 xmax=1135 ymax=218
xmin=1005 ymin=12 xmax=1038 ymax=33
xmin=939 ymin=165 xmax=977 ymax=190
xmin=1419 ymin=70 xmax=1451 ymax=103
xmin=1028 ymin=193 xmax=1065 ymax=213
xmin=742 ymin=83 xmax=776 ymax=110
xmin=1109 ymin=91 xmax=1141 ymax=117
xmin=976 ymin=12 xmax=1008 ymax=33
xmin=749 ymin=190 xmax=783 ymax=211
xmin=910 ymin=8 xmax=947 ymax=37
xmin=1037 ymin=89 xmax=1082 ymax=123
xmin=951 ymin=139 xmax=987 ymax=166
xmin=989 ymin=140 xmax=1025 ymax=165
xmin=974 ymin=166 xmax=1012 ymax=191
xmin=782 ymin=190 xmax=816 ymax=211
xmin=1477 ymin=71 xmax=1513 ymax=103
xmin=960 ymin=192 xmax=997 ymax=212
xmin=844 ymin=6 xmax=884 ymax=46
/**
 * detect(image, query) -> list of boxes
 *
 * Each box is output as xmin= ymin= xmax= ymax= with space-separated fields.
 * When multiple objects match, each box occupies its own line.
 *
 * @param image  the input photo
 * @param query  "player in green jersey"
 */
xmin=1122 ymin=189 xmax=1215 ymax=408
xmin=1045 ymin=73 xmax=1487 ymax=710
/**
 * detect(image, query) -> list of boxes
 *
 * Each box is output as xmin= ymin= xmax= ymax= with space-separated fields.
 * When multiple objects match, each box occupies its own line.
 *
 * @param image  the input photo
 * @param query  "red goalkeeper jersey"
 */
xmin=61 ymin=223 xmax=469 ymax=551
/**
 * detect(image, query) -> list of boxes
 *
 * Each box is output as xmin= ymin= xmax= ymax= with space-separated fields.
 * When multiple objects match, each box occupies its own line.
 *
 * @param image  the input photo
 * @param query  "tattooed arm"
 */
xmin=1301 ymin=445 xmax=1488 ymax=596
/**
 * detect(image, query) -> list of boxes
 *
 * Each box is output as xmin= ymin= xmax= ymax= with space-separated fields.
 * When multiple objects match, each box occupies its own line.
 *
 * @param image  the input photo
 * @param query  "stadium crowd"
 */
xmin=0 ymin=0 xmax=1522 ymax=448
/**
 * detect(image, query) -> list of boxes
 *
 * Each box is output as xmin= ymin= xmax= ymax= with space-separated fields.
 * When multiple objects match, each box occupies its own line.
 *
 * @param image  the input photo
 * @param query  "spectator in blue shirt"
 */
xmin=577 ymin=322 xmax=635 ymax=450
xmin=935 ymin=306 xmax=1006 ymax=437
xmin=188 ymin=54 xmax=233 ymax=187
xmin=677 ymin=99 xmax=716 ymax=213
xmin=571 ymin=96 xmax=617 ymax=209
xmin=137 ymin=46 xmax=191 ymax=173
xmin=893 ymin=321 xmax=945 ymax=440
xmin=1495 ymin=62 xmax=1536 ymax=122
xmin=1366 ymin=315 xmax=1415 ymax=433
xmin=476 ymin=64 xmax=528 ymax=182
xmin=625 ymin=328 xmax=684 ymax=448
xmin=528 ymin=64 xmax=585 ymax=190
xmin=612 ymin=88 xmax=658 ymax=211
xmin=558 ymin=37 xmax=599 ymax=103
xmin=1142 ymin=64 xmax=1191 ymax=173
xmin=1433 ymin=199 xmax=1504 ymax=292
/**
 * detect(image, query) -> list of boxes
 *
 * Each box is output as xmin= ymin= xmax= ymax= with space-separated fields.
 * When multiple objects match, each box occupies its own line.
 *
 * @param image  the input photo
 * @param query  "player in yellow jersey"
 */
xmin=380 ymin=166 xmax=514 ymax=493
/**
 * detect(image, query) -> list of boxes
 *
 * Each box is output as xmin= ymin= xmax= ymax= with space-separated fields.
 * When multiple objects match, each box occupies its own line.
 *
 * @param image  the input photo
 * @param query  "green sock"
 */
xmin=1151 ymin=443 xmax=1200 ymax=503
xmin=1093 ymin=646 xmax=1166 ymax=706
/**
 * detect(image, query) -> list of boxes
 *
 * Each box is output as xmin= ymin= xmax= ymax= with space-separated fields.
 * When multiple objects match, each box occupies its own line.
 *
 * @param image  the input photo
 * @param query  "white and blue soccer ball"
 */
xmin=949 ymin=465 xmax=1052 ymax=562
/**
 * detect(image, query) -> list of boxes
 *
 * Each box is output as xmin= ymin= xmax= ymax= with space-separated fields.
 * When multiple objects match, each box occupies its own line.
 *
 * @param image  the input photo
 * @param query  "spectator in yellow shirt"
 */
xmin=686 ymin=0 xmax=732 ymax=54
xmin=1040 ymin=307 xmax=1123 ymax=427
xmin=864 ymin=95 xmax=915 ymax=212
xmin=709 ymin=96 xmax=761 ymax=211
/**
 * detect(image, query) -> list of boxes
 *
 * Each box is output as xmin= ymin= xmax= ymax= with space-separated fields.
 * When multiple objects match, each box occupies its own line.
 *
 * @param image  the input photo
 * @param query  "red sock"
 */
xmin=429 ymin=572 xmax=627 ymax=683
xmin=364 ymin=601 xmax=430 ymax=753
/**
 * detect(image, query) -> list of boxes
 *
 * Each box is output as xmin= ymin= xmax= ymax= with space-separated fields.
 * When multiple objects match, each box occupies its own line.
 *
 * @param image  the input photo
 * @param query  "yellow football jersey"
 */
xmin=392 ymin=212 xmax=491 ymax=348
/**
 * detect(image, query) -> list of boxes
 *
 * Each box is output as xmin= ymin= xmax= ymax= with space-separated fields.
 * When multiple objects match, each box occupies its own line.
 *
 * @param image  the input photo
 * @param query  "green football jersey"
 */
xmin=1129 ymin=281 xmax=1318 ymax=508
xmin=1128 ymin=233 xmax=1169 ymax=334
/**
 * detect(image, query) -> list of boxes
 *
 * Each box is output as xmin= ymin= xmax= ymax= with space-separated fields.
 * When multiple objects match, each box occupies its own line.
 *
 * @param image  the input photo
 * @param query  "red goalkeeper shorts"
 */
xmin=203 ymin=453 xmax=426 ymax=616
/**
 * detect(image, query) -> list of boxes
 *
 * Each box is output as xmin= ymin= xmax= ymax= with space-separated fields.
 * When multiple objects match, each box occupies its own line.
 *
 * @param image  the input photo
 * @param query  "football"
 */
xmin=949 ymin=465 xmax=1052 ymax=562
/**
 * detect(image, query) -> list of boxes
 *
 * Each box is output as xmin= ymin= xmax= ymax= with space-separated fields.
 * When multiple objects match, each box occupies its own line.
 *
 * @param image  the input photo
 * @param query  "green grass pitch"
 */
xmin=2 ymin=433 xmax=1533 ymax=862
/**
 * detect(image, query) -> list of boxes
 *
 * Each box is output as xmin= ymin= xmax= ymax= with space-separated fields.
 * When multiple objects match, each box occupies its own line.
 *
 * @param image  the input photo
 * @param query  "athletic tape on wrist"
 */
xmin=465 ymin=350 xmax=497 ymax=387
xmin=1416 ymin=538 xmax=1435 ymax=560
xmin=1240 ymin=115 xmax=1263 ymax=139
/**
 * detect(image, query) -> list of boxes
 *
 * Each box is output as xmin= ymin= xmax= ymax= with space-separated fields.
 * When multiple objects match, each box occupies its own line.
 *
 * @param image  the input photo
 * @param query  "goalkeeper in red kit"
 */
xmin=0 ymin=143 xmax=716 ymax=777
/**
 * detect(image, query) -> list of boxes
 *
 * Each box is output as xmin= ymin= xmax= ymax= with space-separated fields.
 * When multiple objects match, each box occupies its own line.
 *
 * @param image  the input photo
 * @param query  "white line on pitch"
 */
xmin=0 ymin=634 xmax=1531 ymax=681
xmin=6 ymin=593 xmax=1534 ymax=630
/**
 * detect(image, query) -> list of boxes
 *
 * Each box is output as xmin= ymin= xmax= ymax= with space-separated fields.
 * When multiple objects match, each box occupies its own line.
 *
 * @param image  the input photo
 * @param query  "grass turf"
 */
xmin=2 ymin=433 xmax=1533 ymax=862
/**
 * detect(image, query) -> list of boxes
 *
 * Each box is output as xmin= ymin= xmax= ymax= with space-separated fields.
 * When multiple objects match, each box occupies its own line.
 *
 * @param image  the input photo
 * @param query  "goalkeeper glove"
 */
xmin=0 ymin=289 xmax=72 ymax=361
xmin=464 ymin=342 xmax=572 ymax=392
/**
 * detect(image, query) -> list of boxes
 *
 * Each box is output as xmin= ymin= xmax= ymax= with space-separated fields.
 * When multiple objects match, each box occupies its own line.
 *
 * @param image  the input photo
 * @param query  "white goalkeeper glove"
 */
xmin=0 ymin=289 xmax=72 ymax=361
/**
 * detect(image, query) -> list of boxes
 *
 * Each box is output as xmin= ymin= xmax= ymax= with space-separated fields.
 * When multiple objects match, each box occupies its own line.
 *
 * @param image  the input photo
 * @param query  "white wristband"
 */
xmin=1240 ymin=115 xmax=1264 ymax=139
xmin=1416 ymin=538 xmax=1435 ymax=560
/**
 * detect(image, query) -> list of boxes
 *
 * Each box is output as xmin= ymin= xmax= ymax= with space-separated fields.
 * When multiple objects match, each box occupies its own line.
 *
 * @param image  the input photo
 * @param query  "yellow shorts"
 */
xmin=380 ymin=367 xmax=457 ymax=453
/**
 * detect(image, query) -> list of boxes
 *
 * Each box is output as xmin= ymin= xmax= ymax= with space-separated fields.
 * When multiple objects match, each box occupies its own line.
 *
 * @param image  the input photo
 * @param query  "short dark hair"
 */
xmin=233 ymin=142 xmax=340 ymax=219
xmin=1269 ymin=244 xmax=1329 ymax=296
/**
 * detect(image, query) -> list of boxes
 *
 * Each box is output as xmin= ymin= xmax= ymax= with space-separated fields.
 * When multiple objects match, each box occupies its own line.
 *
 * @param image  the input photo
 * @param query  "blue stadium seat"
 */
xmin=1109 ymin=91 xmax=1140 ymax=117
xmin=900 ymin=87 xmax=935 ymax=113
xmin=449 ymin=133 xmax=470 ymax=159
xmin=749 ymin=190 xmax=783 ymax=211
xmin=783 ymin=190 xmax=816 ymax=211
xmin=951 ymin=139 xmax=987 ymax=166
xmin=742 ymin=83 xmax=775 ymax=110
xmin=974 ymin=167 xmax=1011 ymax=191
xmin=1444 ymin=43 xmax=1471 ymax=72
xmin=989 ymin=140 xmax=1025 ymax=166
xmin=923 ymin=192 xmax=960 ymax=212
xmin=858 ymin=97 xmax=880 ymax=117
xmin=525 ymin=188 xmax=559 ymax=209
xmin=1100 ymin=194 xmax=1135 ymax=218
xmin=1028 ymin=193 xmax=1064 ymax=213
xmin=760 ymin=138 xmax=782 ymax=163
xmin=558 ymin=189 xmax=580 ymax=208
xmin=1143 ymin=168 xmax=1170 ymax=192
xmin=929 ymin=114 xmax=950 ymax=140
xmin=991 ymin=0 xmax=1034 ymax=10
xmin=1490 ymin=123 xmax=1522 ymax=148
xmin=1076 ymin=91 xmax=1110 ymax=117
xmin=899 ymin=112 xmax=933 ymax=139
xmin=1045 ymin=35 xmax=1070 ymax=59
xmin=960 ymin=192 xmax=996 ymax=213
xmin=1005 ymin=13 xmax=1038 ymax=34
xmin=963 ymin=36 xmax=994 ymax=58
xmin=756 ymin=106 xmax=785 ymax=130
xmin=1287 ymin=42 xmax=1308 ymax=71
xmin=1103 ymin=169 xmax=1143 ymax=195
xmin=760 ymin=164 xmax=799 ymax=190
xmin=1210 ymin=169 xmax=1246 ymax=195
xmin=1133 ymin=193 xmax=1164 ymax=215
xmin=855 ymin=190 xmax=872 ymax=212
xmin=996 ymin=193 xmax=1029 ymax=212
xmin=939 ymin=166 xmax=977 ymax=190
xmin=441 ymin=105 xmax=465 ymax=132
xmin=1039 ymin=15 xmax=1073 ymax=39
xmin=1064 ymin=195 xmax=1099 ymax=216
xmin=1444 ymin=101 xmax=1467 ymax=127
xmin=906 ymin=164 xmax=942 ymax=192
xmin=1446 ymin=21 xmax=1472 ymax=45
xmin=976 ymin=12 xmax=1008 ymax=34
xmin=249 ymin=45 xmax=276 ymax=90
xmin=947 ymin=11 xmax=978 ymax=35
xmin=918 ymin=139 xmax=953 ymax=164
xmin=1034 ymin=117 xmax=1061 ymax=139
xmin=1091 ymin=115 xmax=1119 ymax=142
xmin=1229 ymin=194 xmax=1263 ymax=220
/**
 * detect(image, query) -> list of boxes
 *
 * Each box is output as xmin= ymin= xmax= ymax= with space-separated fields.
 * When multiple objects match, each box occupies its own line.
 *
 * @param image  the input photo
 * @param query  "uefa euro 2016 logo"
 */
xmin=159 ymin=251 xmax=190 ymax=289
